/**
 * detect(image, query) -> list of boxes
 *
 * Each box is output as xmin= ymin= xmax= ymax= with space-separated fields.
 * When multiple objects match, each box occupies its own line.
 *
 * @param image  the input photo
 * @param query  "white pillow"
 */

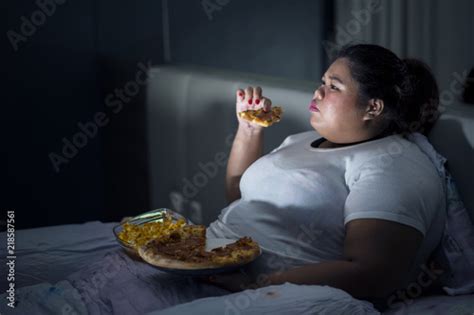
xmin=408 ymin=133 xmax=474 ymax=295
xmin=433 ymin=172 xmax=474 ymax=295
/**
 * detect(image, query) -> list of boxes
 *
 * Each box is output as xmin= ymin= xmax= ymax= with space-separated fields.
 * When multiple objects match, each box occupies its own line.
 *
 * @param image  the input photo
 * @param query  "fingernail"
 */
xmin=248 ymin=99 xmax=253 ymax=105
xmin=255 ymin=99 xmax=260 ymax=105
xmin=238 ymin=92 xmax=244 ymax=97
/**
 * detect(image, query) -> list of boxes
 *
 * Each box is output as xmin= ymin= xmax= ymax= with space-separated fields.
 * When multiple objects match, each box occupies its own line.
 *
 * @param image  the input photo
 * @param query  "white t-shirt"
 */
xmin=208 ymin=131 xmax=446 ymax=283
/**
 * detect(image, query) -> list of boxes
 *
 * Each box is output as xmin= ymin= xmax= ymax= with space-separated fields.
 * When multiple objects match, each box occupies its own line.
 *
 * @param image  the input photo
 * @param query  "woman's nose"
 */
xmin=314 ymin=86 xmax=324 ymax=100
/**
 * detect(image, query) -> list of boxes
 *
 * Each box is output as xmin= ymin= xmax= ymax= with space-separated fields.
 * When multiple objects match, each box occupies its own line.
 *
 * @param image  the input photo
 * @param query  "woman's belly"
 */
xmin=208 ymin=199 xmax=346 ymax=266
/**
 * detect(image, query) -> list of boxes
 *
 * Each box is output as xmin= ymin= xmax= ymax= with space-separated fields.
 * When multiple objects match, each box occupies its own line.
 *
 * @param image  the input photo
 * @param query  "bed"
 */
xmin=2 ymin=65 xmax=473 ymax=314
xmin=1 ymin=220 xmax=473 ymax=314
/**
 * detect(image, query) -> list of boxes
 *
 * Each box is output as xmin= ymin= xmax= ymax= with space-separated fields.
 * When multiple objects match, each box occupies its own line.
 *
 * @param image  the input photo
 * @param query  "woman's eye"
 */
xmin=320 ymin=80 xmax=338 ymax=91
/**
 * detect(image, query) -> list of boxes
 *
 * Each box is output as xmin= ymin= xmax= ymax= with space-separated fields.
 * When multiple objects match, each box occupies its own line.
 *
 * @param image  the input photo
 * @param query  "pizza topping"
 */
xmin=145 ymin=228 xmax=211 ymax=262
xmin=238 ymin=106 xmax=283 ymax=127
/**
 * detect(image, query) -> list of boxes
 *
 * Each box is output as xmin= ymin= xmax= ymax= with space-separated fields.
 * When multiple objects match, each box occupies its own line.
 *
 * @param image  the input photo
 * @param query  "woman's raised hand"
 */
xmin=227 ymin=87 xmax=268 ymax=202
xmin=235 ymin=86 xmax=272 ymax=132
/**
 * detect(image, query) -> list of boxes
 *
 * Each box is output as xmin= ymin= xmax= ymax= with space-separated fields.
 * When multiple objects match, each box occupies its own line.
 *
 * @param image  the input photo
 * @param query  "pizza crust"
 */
xmin=138 ymin=246 xmax=224 ymax=270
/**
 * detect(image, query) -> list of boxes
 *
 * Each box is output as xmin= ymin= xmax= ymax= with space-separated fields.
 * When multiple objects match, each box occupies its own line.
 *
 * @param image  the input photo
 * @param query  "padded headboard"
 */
xmin=145 ymin=65 xmax=474 ymax=224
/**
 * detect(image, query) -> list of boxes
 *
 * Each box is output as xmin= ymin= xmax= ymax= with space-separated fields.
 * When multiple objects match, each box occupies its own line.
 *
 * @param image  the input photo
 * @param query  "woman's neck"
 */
xmin=318 ymin=129 xmax=394 ymax=148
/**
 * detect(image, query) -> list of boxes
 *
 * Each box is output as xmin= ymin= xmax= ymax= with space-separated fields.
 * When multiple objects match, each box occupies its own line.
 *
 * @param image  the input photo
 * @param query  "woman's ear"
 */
xmin=363 ymin=99 xmax=384 ymax=121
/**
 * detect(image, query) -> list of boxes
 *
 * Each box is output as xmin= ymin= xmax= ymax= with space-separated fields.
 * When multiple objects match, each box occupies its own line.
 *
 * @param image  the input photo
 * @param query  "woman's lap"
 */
xmin=65 ymin=249 xmax=231 ymax=314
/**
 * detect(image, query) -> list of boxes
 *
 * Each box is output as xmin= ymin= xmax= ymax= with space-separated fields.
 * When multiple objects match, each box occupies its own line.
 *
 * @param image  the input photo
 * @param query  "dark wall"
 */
xmin=168 ymin=0 xmax=331 ymax=81
xmin=96 ymin=1 xmax=163 ymax=223
xmin=4 ymin=0 xmax=104 ymax=229
xmin=4 ymin=1 xmax=163 ymax=229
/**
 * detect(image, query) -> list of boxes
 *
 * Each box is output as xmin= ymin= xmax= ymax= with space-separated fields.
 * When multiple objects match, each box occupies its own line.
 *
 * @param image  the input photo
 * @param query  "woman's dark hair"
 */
xmin=335 ymin=44 xmax=440 ymax=136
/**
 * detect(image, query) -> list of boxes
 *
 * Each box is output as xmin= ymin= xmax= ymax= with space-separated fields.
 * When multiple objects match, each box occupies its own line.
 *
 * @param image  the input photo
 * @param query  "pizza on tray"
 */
xmin=238 ymin=106 xmax=283 ymax=127
xmin=138 ymin=225 xmax=261 ymax=270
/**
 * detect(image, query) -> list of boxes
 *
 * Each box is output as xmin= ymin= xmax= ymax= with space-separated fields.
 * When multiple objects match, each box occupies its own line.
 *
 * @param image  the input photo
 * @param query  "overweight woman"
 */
xmin=207 ymin=44 xmax=445 ymax=306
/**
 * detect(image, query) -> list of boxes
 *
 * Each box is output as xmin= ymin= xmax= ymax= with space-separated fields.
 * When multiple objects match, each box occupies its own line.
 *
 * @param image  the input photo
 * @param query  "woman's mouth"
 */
xmin=308 ymin=100 xmax=320 ymax=112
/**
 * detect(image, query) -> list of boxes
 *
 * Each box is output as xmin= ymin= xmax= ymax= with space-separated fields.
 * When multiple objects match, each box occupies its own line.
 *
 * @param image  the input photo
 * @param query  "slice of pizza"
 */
xmin=210 ymin=237 xmax=261 ymax=266
xmin=138 ymin=225 xmax=261 ymax=270
xmin=238 ymin=106 xmax=283 ymax=127
xmin=138 ymin=225 xmax=216 ymax=269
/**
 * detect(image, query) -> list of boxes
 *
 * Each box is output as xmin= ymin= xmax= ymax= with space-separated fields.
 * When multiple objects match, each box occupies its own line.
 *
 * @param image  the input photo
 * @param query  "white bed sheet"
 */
xmin=1 ymin=221 xmax=473 ymax=315
xmin=147 ymin=285 xmax=474 ymax=315
xmin=0 ymin=221 xmax=119 ymax=292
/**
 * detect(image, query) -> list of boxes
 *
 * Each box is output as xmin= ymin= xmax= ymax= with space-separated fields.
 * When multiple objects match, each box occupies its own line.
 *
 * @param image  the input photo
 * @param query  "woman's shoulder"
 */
xmin=345 ymin=134 xmax=441 ymax=180
xmin=354 ymin=135 xmax=440 ymax=177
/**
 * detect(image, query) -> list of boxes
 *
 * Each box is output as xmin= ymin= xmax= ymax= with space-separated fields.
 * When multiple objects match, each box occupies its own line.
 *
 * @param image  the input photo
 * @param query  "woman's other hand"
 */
xmin=236 ymin=86 xmax=272 ymax=133
xmin=205 ymin=270 xmax=259 ymax=292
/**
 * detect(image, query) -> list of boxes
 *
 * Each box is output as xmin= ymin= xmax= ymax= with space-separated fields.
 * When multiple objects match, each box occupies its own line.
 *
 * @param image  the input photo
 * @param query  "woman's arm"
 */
xmin=225 ymin=86 xmax=272 ymax=203
xmin=265 ymin=219 xmax=423 ymax=299
xmin=225 ymin=126 xmax=264 ymax=202
xmin=211 ymin=219 xmax=424 ymax=297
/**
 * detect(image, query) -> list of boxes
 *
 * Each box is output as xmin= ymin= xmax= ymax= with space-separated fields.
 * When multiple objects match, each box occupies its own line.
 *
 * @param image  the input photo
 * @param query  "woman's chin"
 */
xmin=310 ymin=115 xmax=321 ymax=131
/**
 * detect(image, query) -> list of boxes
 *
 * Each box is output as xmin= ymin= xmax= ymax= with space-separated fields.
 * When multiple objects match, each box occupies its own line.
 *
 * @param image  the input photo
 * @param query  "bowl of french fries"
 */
xmin=113 ymin=208 xmax=191 ymax=256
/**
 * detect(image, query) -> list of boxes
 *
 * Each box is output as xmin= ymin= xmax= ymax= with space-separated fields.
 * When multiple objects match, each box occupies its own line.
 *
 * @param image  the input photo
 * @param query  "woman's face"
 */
xmin=309 ymin=58 xmax=370 ymax=143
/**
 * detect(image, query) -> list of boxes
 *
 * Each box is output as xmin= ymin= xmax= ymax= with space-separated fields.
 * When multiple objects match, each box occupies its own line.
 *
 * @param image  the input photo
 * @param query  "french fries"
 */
xmin=118 ymin=215 xmax=187 ymax=249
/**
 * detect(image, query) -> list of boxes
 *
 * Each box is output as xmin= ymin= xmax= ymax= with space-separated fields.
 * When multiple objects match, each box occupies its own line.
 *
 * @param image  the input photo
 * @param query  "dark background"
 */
xmin=3 ymin=0 xmax=332 ymax=229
